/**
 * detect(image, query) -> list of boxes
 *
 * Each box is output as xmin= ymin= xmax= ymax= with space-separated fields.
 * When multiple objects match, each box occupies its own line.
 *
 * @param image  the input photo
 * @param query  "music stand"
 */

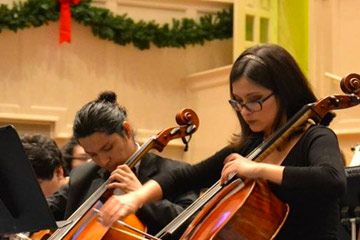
xmin=0 ymin=125 xmax=57 ymax=234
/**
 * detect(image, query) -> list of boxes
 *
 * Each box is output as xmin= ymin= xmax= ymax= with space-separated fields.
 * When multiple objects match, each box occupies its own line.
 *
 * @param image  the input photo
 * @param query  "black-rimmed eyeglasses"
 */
xmin=228 ymin=93 xmax=274 ymax=113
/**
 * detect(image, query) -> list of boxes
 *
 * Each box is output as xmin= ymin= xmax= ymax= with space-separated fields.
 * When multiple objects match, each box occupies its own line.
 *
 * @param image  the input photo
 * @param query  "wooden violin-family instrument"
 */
xmin=154 ymin=73 xmax=360 ymax=240
xmin=29 ymin=108 xmax=199 ymax=240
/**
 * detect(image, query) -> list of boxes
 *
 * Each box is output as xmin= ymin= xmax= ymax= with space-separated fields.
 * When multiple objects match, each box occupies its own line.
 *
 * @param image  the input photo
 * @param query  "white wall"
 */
xmin=309 ymin=0 xmax=360 ymax=165
xmin=0 ymin=0 xmax=233 ymax=162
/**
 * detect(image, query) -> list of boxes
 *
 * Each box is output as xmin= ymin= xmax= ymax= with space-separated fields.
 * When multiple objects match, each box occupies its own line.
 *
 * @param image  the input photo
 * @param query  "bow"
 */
xmin=58 ymin=0 xmax=81 ymax=43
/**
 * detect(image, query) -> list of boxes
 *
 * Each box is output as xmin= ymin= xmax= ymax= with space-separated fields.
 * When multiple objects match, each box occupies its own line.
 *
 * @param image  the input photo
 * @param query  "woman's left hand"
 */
xmin=220 ymin=153 xmax=260 ymax=185
xmin=107 ymin=165 xmax=142 ymax=193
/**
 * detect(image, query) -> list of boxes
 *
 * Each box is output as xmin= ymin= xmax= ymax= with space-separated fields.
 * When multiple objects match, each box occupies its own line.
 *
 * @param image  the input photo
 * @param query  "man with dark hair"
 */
xmin=61 ymin=136 xmax=91 ymax=174
xmin=47 ymin=91 xmax=199 ymax=238
xmin=21 ymin=134 xmax=69 ymax=197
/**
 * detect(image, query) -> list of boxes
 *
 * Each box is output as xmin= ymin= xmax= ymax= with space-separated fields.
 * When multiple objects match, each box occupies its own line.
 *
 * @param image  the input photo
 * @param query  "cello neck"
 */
xmin=125 ymin=136 xmax=158 ymax=168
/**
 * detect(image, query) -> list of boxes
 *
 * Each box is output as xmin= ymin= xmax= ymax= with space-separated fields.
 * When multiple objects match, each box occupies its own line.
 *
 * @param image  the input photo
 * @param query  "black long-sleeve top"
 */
xmin=152 ymin=125 xmax=347 ymax=239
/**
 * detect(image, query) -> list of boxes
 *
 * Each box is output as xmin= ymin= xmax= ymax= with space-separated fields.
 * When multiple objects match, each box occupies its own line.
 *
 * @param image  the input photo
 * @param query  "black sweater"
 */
xmin=153 ymin=125 xmax=346 ymax=239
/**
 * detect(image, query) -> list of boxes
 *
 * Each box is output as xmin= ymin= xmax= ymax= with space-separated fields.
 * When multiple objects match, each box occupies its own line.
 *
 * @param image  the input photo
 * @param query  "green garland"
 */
xmin=0 ymin=0 xmax=232 ymax=50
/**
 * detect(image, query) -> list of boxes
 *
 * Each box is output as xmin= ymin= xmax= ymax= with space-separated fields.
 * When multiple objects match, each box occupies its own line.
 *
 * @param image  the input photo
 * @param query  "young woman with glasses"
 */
xmin=96 ymin=44 xmax=346 ymax=239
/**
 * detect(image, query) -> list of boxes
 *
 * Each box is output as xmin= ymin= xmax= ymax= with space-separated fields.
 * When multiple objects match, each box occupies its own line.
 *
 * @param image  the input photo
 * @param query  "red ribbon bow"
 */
xmin=58 ymin=0 xmax=81 ymax=44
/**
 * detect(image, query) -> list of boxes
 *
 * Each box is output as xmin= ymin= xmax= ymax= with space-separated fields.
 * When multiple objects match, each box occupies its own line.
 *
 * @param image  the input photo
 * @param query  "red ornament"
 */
xmin=58 ymin=0 xmax=81 ymax=44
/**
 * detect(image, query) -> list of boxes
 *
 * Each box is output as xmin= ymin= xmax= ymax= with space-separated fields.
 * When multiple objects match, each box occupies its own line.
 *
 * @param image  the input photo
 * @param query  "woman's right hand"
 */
xmin=97 ymin=191 xmax=143 ymax=227
xmin=220 ymin=153 xmax=285 ymax=185
xmin=98 ymin=179 xmax=164 ymax=227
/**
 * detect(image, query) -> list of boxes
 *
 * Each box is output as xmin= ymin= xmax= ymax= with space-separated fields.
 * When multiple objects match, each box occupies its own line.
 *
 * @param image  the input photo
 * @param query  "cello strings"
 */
xmin=156 ymin=180 xmax=226 ymax=237
xmin=108 ymin=227 xmax=149 ymax=240
xmin=113 ymin=222 xmax=161 ymax=240
xmin=10 ymin=234 xmax=32 ymax=240
xmin=92 ymin=208 xmax=161 ymax=240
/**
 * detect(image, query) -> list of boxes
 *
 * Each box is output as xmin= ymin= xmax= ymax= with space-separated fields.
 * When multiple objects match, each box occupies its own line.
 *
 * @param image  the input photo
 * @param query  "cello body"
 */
xmin=29 ymin=199 xmax=146 ymax=240
xmin=56 ymin=200 xmax=146 ymax=240
xmin=181 ymin=179 xmax=289 ymax=240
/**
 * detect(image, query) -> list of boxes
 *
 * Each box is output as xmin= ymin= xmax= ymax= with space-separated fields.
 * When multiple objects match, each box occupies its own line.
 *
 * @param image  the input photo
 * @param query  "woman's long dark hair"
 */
xmin=229 ymin=44 xmax=317 ymax=147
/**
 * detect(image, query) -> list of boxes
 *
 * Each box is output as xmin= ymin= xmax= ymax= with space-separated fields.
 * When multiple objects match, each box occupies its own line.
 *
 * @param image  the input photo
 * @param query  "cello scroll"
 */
xmin=151 ymin=108 xmax=199 ymax=153
xmin=341 ymin=73 xmax=360 ymax=95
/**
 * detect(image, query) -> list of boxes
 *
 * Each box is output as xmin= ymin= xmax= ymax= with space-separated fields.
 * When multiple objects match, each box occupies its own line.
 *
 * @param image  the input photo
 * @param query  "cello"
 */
xmin=151 ymin=73 xmax=360 ymax=240
xmin=29 ymin=108 xmax=199 ymax=240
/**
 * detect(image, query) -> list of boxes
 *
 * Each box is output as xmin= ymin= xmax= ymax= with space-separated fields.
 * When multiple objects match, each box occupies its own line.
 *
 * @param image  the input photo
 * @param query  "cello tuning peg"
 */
xmin=186 ymin=125 xmax=196 ymax=134
xmin=329 ymin=96 xmax=340 ymax=108
xmin=349 ymin=95 xmax=360 ymax=104
xmin=170 ymin=127 xmax=181 ymax=136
